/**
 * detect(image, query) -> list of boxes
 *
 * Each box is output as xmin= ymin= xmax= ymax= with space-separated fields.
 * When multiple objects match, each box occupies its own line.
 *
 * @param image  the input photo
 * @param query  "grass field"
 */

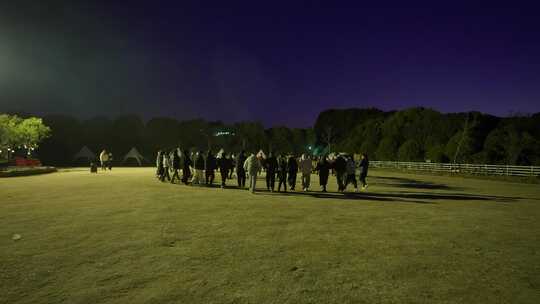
xmin=1 ymin=168 xmax=539 ymax=304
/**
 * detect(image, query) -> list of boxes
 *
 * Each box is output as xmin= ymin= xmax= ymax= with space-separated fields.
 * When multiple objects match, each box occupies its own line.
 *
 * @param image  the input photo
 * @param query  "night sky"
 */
xmin=1 ymin=1 xmax=539 ymax=127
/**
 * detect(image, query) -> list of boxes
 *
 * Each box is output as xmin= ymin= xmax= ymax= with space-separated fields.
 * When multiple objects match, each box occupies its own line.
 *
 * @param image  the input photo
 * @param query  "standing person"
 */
xmin=287 ymin=154 xmax=298 ymax=191
xmin=244 ymin=152 xmax=262 ymax=194
xmin=316 ymin=154 xmax=330 ymax=192
xmin=264 ymin=152 xmax=278 ymax=192
xmin=345 ymin=155 xmax=358 ymax=192
xmin=156 ymin=150 xmax=163 ymax=179
xmin=277 ymin=155 xmax=288 ymax=192
xmin=359 ymin=153 xmax=369 ymax=190
xmin=236 ymin=150 xmax=247 ymax=188
xmin=299 ymin=154 xmax=313 ymax=191
xmin=161 ymin=150 xmax=171 ymax=182
xmin=191 ymin=151 xmax=205 ymax=185
xmin=181 ymin=149 xmax=192 ymax=185
xmin=218 ymin=152 xmax=233 ymax=188
xmin=334 ymin=154 xmax=347 ymax=192
xmin=99 ymin=149 xmax=109 ymax=171
xmin=171 ymin=148 xmax=181 ymax=184
xmin=229 ymin=153 xmax=235 ymax=179
xmin=107 ymin=152 xmax=113 ymax=170
xmin=205 ymin=150 xmax=217 ymax=185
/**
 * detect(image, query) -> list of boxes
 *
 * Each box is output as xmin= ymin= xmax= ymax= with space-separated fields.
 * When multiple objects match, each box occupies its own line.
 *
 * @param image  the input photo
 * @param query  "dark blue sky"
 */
xmin=0 ymin=1 xmax=539 ymax=127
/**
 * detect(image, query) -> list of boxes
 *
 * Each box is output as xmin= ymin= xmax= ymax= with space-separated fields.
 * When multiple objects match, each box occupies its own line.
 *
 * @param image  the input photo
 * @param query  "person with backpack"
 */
xmin=359 ymin=153 xmax=369 ymax=190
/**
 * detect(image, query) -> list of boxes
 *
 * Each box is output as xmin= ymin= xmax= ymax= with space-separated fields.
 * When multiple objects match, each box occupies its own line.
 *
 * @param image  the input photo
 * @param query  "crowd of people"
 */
xmin=155 ymin=148 xmax=369 ymax=194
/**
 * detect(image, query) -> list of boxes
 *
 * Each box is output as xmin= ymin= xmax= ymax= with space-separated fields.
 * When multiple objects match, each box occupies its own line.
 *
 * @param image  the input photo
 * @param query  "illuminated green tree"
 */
xmin=0 ymin=114 xmax=51 ymax=159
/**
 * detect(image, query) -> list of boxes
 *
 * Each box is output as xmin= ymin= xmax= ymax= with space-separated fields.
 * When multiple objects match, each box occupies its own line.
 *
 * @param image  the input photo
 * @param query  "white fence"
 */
xmin=370 ymin=161 xmax=540 ymax=177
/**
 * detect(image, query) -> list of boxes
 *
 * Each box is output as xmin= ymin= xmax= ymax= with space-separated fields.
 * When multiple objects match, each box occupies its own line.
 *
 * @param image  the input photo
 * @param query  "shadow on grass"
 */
xmin=371 ymin=176 xmax=460 ymax=190
xmin=170 ymin=176 xmax=522 ymax=203
xmin=256 ymin=188 xmax=519 ymax=204
xmin=256 ymin=190 xmax=434 ymax=204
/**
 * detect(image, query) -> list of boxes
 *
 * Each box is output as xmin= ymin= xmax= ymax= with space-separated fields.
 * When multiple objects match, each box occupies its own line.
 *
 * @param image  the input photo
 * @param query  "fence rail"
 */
xmin=370 ymin=161 xmax=540 ymax=177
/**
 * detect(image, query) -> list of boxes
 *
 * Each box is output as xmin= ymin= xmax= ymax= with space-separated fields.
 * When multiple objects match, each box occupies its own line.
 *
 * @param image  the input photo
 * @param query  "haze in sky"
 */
xmin=1 ymin=1 xmax=539 ymax=127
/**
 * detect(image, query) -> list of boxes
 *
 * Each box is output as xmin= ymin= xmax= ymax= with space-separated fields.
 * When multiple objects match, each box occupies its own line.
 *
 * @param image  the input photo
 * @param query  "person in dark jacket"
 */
xmin=316 ymin=154 xmax=331 ymax=192
xmin=277 ymin=155 xmax=288 ymax=192
xmin=205 ymin=150 xmax=217 ymax=185
xmin=107 ymin=152 xmax=113 ymax=170
xmin=287 ymin=154 xmax=298 ymax=191
xmin=345 ymin=155 xmax=358 ymax=192
xmin=236 ymin=150 xmax=247 ymax=188
xmin=181 ymin=149 xmax=192 ymax=185
xmin=218 ymin=152 xmax=233 ymax=188
xmin=264 ymin=152 xmax=278 ymax=191
xmin=333 ymin=154 xmax=347 ymax=192
xmin=192 ymin=151 xmax=205 ymax=185
xmin=359 ymin=153 xmax=369 ymax=189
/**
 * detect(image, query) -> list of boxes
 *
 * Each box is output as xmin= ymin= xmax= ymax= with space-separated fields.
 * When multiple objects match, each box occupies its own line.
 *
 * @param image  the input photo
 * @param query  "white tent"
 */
xmin=73 ymin=146 xmax=96 ymax=161
xmin=123 ymin=147 xmax=146 ymax=166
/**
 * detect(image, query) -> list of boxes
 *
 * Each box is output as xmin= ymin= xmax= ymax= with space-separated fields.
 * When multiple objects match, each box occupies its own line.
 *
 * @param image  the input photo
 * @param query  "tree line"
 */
xmin=315 ymin=107 xmax=540 ymax=166
xmin=3 ymin=107 xmax=539 ymax=166
xmin=31 ymin=115 xmax=315 ymax=166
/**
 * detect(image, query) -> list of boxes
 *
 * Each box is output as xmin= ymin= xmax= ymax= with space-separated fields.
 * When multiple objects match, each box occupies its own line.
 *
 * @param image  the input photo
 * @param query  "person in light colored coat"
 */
xmin=100 ymin=149 xmax=109 ymax=171
xmin=161 ymin=150 xmax=171 ymax=182
xmin=298 ymin=154 xmax=313 ymax=191
xmin=244 ymin=153 xmax=262 ymax=193
xmin=191 ymin=151 xmax=205 ymax=185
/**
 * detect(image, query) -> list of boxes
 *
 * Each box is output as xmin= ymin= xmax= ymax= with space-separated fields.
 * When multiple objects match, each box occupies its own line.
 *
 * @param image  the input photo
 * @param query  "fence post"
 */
xmin=532 ymin=166 xmax=534 ymax=177
xmin=506 ymin=165 xmax=509 ymax=176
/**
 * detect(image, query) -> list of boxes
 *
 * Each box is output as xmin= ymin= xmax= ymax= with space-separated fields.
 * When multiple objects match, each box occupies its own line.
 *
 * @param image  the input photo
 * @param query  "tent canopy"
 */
xmin=123 ymin=147 xmax=146 ymax=166
xmin=73 ymin=146 xmax=96 ymax=160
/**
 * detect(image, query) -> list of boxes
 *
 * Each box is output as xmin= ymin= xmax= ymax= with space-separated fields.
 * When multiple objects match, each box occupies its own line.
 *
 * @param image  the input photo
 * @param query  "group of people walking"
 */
xmin=156 ymin=148 xmax=369 ymax=194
